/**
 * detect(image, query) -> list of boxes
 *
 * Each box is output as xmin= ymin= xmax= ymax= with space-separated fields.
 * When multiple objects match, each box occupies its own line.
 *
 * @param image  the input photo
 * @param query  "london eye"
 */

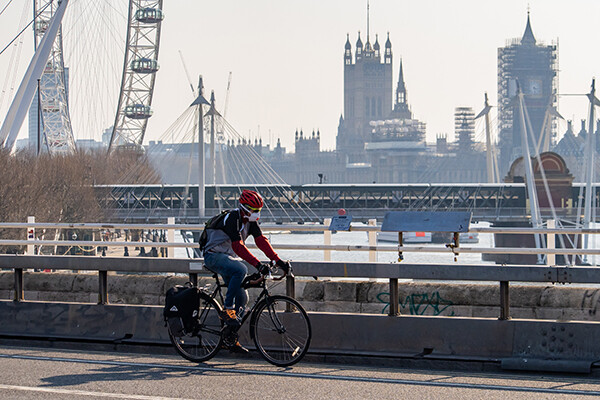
xmin=0 ymin=0 xmax=164 ymax=154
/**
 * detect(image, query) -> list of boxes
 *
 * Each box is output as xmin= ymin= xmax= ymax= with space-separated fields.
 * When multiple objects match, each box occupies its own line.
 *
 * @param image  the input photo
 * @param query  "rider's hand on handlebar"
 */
xmin=276 ymin=259 xmax=291 ymax=274
xmin=242 ymin=272 xmax=263 ymax=288
xmin=255 ymin=262 xmax=271 ymax=276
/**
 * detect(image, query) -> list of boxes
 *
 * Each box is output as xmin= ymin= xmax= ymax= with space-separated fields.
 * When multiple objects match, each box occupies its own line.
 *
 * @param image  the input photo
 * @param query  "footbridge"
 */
xmin=96 ymin=182 xmax=600 ymax=223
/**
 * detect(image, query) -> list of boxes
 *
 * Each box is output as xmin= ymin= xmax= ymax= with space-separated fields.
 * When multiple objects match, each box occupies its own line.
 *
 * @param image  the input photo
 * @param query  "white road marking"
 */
xmin=0 ymin=383 xmax=192 ymax=400
xmin=1 ymin=353 xmax=600 ymax=396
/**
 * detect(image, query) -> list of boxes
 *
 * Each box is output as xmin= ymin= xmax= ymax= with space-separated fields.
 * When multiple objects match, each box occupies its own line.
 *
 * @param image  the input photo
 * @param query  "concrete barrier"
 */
xmin=1 ymin=300 xmax=599 ymax=373
xmin=2 ymin=272 xmax=600 ymax=321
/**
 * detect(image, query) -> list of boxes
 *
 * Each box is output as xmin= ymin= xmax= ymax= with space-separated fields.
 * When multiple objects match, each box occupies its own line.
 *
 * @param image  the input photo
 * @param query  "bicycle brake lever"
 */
xmin=272 ymin=269 xmax=291 ymax=281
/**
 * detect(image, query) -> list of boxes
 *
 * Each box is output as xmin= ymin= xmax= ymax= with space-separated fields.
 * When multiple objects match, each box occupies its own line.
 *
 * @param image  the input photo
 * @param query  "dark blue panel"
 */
xmin=381 ymin=211 xmax=472 ymax=232
xmin=329 ymin=215 xmax=352 ymax=231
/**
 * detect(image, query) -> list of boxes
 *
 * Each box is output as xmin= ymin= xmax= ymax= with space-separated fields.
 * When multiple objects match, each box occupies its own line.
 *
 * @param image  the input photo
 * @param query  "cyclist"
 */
xmin=202 ymin=189 xmax=290 ymax=352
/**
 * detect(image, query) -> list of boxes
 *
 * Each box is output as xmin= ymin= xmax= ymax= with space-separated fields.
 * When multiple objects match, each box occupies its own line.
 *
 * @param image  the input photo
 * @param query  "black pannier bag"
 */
xmin=164 ymin=284 xmax=201 ymax=337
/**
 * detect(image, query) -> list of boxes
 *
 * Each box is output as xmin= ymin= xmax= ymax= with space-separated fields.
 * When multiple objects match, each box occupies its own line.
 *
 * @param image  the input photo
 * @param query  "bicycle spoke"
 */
xmin=168 ymin=293 xmax=223 ymax=363
xmin=251 ymin=296 xmax=311 ymax=367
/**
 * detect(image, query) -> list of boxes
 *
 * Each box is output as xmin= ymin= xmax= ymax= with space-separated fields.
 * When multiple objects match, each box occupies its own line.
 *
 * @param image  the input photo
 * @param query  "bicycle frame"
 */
xmin=202 ymin=272 xmax=273 ymax=328
xmin=169 ymin=264 xmax=310 ymax=367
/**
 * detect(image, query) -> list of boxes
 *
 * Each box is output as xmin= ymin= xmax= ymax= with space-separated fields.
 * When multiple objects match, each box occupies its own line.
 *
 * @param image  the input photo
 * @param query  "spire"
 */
xmin=344 ymin=33 xmax=352 ymax=65
xmin=356 ymin=31 xmax=363 ymax=49
xmin=363 ymin=2 xmax=375 ymax=58
xmin=355 ymin=31 xmax=363 ymax=62
xmin=395 ymin=59 xmax=407 ymax=106
xmin=521 ymin=11 xmax=536 ymax=46
xmin=392 ymin=58 xmax=412 ymax=119
xmin=384 ymin=32 xmax=392 ymax=64
xmin=373 ymin=34 xmax=380 ymax=59
xmin=366 ymin=0 xmax=371 ymax=44
xmin=397 ymin=59 xmax=406 ymax=93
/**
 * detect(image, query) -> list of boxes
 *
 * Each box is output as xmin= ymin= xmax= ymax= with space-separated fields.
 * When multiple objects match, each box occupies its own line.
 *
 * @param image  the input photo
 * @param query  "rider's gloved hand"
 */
xmin=276 ymin=259 xmax=290 ymax=274
xmin=255 ymin=262 xmax=270 ymax=275
xmin=242 ymin=272 xmax=262 ymax=288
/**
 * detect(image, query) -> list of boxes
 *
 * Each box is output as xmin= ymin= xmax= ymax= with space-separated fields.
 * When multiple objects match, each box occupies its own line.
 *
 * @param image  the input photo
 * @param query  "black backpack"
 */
xmin=164 ymin=284 xmax=201 ymax=336
xmin=198 ymin=210 xmax=232 ymax=253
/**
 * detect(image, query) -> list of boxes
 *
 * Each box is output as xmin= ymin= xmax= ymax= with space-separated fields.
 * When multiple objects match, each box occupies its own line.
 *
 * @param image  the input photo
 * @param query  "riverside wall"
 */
xmin=2 ymin=272 xmax=600 ymax=321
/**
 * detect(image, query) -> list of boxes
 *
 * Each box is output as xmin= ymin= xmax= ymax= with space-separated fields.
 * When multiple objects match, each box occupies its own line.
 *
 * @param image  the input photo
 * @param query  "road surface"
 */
xmin=0 ymin=344 xmax=599 ymax=399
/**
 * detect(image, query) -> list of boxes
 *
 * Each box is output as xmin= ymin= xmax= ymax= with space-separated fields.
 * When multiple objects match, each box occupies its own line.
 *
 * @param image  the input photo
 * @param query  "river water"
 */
xmin=175 ymin=222 xmax=495 ymax=265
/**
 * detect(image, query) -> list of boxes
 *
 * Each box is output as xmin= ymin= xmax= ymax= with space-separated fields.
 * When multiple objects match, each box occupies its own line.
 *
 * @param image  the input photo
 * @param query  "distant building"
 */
xmin=75 ymin=138 xmax=104 ymax=150
xmin=267 ymin=26 xmax=490 ymax=184
xmin=337 ymin=32 xmax=393 ymax=163
xmin=454 ymin=107 xmax=475 ymax=154
xmin=497 ymin=12 xmax=558 ymax=173
xmin=363 ymin=60 xmax=430 ymax=182
xmin=552 ymin=119 xmax=600 ymax=182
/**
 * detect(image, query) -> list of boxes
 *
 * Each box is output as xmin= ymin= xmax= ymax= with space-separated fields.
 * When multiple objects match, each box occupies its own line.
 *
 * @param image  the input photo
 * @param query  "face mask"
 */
xmin=248 ymin=212 xmax=260 ymax=222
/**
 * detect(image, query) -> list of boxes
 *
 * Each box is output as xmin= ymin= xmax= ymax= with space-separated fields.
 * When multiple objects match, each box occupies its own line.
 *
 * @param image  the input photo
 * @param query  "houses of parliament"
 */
xmin=150 ymin=13 xmax=592 ymax=186
xmin=265 ymin=13 xmax=578 ymax=185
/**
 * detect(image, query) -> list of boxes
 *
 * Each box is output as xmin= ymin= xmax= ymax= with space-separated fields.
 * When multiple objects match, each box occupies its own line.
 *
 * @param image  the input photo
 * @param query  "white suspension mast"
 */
xmin=536 ymin=104 xmax=563 ymax=154
xmin=191 ymin=76 xmax=209 ymax=218
xmin=583 ymin=79 xmax=600 ymax=260
xmin=516 ymin=83 xmax=544 ymax=263
xmin=207 ymin=91 xmax=222 ymax=186
xmin=475 ymin=92 xmax=498 ymax=183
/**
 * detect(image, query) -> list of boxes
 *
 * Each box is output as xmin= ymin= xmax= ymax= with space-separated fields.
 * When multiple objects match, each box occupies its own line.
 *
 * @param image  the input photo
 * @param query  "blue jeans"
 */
xmin=203 ymin=252 xmax=248 ymax=314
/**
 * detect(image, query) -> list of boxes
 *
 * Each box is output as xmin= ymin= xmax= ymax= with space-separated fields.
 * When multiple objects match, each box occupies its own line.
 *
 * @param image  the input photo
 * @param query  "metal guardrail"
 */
xmin=3 ymin=220 xmax=600 ymax=258
xmin=3 ymin=218 xmax=600 ymax=319
xmin=5 ymin=220 xmax=600 ymax=233
xmin=3 ymin=255 xmax=600 ymax=320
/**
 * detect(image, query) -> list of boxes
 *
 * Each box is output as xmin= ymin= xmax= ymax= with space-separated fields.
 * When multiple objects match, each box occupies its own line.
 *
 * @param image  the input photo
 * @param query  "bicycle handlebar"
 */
xmin=243 ymin=261 xmax=293 ymax=288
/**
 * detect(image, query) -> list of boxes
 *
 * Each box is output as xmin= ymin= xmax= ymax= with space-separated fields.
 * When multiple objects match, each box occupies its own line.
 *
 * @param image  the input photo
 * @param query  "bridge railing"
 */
xmin=2 ymin=254 xmax=600 ymax=321
xmin=2 ymin=218 xmax=600 ymax=262
xmin=101 ymin=207 xmax=589 ymax=223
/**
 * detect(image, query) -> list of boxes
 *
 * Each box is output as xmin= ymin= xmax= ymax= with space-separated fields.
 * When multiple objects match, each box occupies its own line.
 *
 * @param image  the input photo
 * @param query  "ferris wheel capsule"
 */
xmin=124 ymin=104 xmax=153 ymax=119
xmin=130 ymin=58 xmax=160 ymax=74
xmin=35 ymin=19 xmax=49 ymax=35
xmin=135 ymin=8 xmax=164 ymax=24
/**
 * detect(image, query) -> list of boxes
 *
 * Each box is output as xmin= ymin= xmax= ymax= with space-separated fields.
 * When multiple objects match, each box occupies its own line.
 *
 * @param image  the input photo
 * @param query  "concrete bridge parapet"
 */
xmin=3 ymin=272 xmax=600 ymax=321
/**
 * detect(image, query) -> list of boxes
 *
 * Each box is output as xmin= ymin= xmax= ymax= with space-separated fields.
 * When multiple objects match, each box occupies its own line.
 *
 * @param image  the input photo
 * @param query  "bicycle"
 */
xmin=167 ymin=262 xmax=312 ymax=367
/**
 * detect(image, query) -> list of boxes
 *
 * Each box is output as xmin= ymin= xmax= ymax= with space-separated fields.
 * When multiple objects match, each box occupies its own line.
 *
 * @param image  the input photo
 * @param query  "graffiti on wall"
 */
xmin=376 ymin=291 xmax=455 ymax=316
xmin=581 ymin=289 xmax=600 ymax=315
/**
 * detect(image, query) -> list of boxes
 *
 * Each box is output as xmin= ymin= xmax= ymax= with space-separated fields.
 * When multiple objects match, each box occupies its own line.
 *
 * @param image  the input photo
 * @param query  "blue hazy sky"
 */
xmin=1 ymin=0 xmax=599 ymax=151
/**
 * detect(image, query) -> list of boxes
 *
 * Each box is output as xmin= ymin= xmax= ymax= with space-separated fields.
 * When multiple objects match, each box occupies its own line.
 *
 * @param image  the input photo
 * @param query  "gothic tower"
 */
xmin=497 ymin=12 xmax=558 ymax=174
xmin=337 ymin=31 xmax=393 ymax=163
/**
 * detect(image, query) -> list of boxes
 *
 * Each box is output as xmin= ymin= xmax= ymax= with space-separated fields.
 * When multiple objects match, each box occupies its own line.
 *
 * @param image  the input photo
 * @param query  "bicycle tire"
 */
xmin=168 ymin=291 xmax=224 ymax=363
xmin=250 ymin=295 xmax=311 ymax=367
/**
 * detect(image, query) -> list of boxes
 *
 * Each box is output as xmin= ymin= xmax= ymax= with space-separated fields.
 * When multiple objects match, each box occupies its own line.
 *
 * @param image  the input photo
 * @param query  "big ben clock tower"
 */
xmin=497 ymin=12 xmax=558 ymax=174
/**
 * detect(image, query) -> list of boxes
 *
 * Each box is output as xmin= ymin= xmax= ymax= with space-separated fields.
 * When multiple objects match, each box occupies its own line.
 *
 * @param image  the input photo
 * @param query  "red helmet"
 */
xmin=239 ymin=189 xmax=263 ymax=211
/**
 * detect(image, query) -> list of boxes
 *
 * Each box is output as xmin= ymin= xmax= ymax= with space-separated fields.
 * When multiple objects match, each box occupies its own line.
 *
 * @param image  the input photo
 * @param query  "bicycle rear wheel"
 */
xmin=250 ymin=295 xmax=311 ymax=367
xmin=168 ymin=292 xmax=223 ymax=363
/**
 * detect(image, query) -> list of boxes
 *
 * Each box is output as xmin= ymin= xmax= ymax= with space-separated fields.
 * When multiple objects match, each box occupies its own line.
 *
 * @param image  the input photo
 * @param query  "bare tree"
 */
xmin=0 ymin=148 xmax=160 ymax=253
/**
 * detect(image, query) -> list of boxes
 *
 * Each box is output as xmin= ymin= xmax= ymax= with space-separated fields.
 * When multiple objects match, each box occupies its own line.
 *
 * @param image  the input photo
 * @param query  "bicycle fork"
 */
xmin=265 ymin=298 xmax=286 ymax=334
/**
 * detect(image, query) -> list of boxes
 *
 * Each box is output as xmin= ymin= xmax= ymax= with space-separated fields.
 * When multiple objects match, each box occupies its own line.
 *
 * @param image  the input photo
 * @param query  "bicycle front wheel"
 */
xmin=250 ymin=295 xmax=311 ymax=367
xmin=168 ymin=292 xmax=223 ymax=363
